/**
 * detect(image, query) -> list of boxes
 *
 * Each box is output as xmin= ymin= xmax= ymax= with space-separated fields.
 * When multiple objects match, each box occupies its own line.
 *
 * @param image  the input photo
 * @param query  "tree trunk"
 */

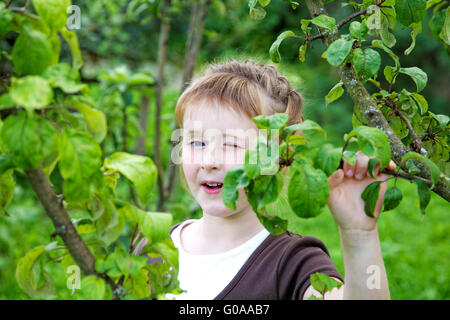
xmin=164 ymin=0 xmax=211 ymax=206
xmin=305 ymin=0 xmax=449 ymax=202
xmin=155 ymin=0 xmax=172 ymax=211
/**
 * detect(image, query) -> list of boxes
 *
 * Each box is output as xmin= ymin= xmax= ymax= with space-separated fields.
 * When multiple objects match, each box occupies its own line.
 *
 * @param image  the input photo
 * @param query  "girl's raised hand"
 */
xmin=327 ymin=151 xmax=396 ymax=232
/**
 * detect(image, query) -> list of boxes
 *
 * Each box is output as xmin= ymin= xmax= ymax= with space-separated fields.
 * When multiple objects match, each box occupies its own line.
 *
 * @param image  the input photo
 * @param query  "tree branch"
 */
xmin=306 ymin=0 xmax=387 ymax=42
xmin=304 ymin=0 xmax=450 ymax=202
xmin=154 ymin=0 xmax=171 ymax=211
xmin=24 ymin=167 xmax=124 ymax=299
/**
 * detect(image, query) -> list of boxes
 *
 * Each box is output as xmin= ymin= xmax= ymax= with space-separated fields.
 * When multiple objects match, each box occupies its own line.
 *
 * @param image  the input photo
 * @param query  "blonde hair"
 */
xmin=175 ymin=58 xmax=304 ymax=127
xmin=175 ymin=58 xmax=304 ymax=195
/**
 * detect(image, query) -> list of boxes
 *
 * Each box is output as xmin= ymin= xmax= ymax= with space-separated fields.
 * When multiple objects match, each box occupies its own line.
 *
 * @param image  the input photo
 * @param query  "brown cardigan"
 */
xmin=133 ymin=222 xmax=344 ymax=300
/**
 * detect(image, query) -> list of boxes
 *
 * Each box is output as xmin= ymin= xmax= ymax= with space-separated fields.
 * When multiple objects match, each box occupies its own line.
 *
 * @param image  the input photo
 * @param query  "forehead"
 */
xmin=183 ymin=98 xmax=257 ymax=132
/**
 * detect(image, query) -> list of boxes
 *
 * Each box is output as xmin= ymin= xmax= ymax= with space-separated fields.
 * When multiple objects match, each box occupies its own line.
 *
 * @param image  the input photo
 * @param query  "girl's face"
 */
xmin=181 ymin=99 xmax=258 ymax=218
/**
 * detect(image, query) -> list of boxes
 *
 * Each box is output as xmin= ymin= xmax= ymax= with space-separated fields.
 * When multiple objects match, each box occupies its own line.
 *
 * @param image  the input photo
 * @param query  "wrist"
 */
xmin=338 ymin=227 xmax=380 ymax=248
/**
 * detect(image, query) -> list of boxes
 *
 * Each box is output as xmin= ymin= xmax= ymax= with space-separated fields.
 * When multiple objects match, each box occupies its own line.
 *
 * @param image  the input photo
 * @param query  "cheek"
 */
xmin=182 ymin=162 xmax=197 ymax=184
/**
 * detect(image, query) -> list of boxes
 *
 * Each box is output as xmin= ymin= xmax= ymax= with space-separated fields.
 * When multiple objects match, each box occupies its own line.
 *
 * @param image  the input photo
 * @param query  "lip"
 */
xmin=201 ymin=180 xmax=223 ymax=195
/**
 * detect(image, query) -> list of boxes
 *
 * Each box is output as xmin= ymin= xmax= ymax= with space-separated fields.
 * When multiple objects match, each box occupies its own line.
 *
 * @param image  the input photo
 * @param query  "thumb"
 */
xmin=328 ymin=169 xmax=344 ymax=189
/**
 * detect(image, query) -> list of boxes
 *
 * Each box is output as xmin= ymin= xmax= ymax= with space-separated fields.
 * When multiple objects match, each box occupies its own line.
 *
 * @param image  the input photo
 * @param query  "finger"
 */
xmin=374 ymin=179 xmax=388 ymax=218
xmin=387 ymin=160 xmax=396 ymax=170
xmin=354 ymin=151 xmax=369 ymax=180
xmin=328 ymin=169 xmax=344 ymax=189
xmin=343 ymin=158 xmax=356 ymax=178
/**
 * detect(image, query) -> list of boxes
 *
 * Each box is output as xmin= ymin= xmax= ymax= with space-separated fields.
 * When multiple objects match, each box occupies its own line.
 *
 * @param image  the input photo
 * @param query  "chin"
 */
xmin=200 ymin=203 xmax=234 ymax=217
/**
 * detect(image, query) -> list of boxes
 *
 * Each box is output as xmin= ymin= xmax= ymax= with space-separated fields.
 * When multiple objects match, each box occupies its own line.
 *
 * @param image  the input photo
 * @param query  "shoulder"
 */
xmin=269 ymin=231 xmax=342 ymax=300
xmin=267 ymin=231 xmax=332 ymax=259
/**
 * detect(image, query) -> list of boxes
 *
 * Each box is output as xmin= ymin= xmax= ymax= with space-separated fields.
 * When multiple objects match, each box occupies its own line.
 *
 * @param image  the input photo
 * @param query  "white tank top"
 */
xmin=166 ymin=219 xmax=270 ymax=300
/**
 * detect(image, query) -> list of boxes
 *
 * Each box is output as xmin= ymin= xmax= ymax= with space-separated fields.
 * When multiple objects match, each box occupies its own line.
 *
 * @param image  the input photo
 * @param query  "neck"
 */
xmin=197 ymin=207 xmax=265 ymax=247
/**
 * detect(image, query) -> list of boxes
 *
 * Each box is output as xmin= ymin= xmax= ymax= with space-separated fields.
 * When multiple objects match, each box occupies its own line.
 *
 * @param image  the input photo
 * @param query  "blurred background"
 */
xmin=0 ymin=0 xmax=449 ymax=299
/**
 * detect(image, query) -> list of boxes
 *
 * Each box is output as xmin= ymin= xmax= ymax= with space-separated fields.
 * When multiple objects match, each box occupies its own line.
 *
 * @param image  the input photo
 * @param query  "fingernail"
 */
xmin=335 ymin=170 xmax=342 ymax=179
xmin=346 ymin=169 xmax=353 ymax=176
xmin=356 ymin=173 xmax=363 ymax=180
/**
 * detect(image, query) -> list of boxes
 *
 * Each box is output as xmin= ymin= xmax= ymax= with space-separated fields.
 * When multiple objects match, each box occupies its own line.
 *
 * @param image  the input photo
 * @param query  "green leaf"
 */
xmin=74 ymin=275 xmax=110 ymax=300
xmin=59 ymin=128 xmax=102 ymax=202
xmin=10 ymin=76 xmax=53 ymax=110
xmin=395 ymin=0 xmax=427 ymax=27
xmin=258 ymin=0 xmax=271 ymax=7
xmin=349 ymin=20 xmax=369 ymax=40
xmin=310 ymin=272 xmax=343 ymax=296
xmin=103 ymin=152 xmax=157 ymax=205
xmin=127 ymin=72 xmax=155 ymax=86
xmin=123 ymin=268 xmax=151 ymax=299
xmin=439 ymin=7 xmax=450 ymax=45
xmin=253 ymin=113 xmax=289 ymax=131
xmin=1 ymin=111 xmax=58 ymax=170
xmin=0 ymin=3 xmax=13 ymax=38
xmin=383 ymin=187 xmax=402 ymax=211
xmin=0 ymin=171 xmax=15 ymax=216
xmin=348 ymin=126 xmax=391 ymax=167
xmin=410 ymin=92 xmax=428 ymax=115
xmin=316 ymin=144 xmax=341 ymax=177
xmin=15 ymin=246 xmax=56 ymax=299
xmin=379 ymin=14 xmax=397 ymax=48
xmin=414 ymin=179 xmax=431 ymax=217
xmin=247 ymin=174 xmax=282 ymax=212
xmin=244 ymin=149 xmax=260 ymax=179
xmin=0 ymin=93 xmax=15 ymax=110
xmin=325 ymin=81 xmax=344 ymax=106
xmin=383 ymin=65 xmax=398 ymax=84
xmin=255 ymin=210 xmax=288 ymax=235
xmin=60 ymin=27 xmax=84 ymax=70
xmin=96 ymin=198 xmax=125 ymax=246
xmin=43 ymin=63 xmax=86 ymax=93
xmin=429 ymin=112 xmax=449 ymax=128
xmin=283 ymin=120 xmax=326 ymax=147
xmin=64 ymin=96 xmax=107 ymax=143
xmin=361 ymin=181 xmax=381 ymax=217
xmin=343 ymin=150 xmax=357 ymax=166
xmin=12 ymin=28 xmax=53 ymax=75
xmin=298 ymin=43 xmax=307 ymax=62
xmin=405 ymin=159 xmax=421 ymax=174
xmin=368 ymin=158 xmax=380 ymax=178
xmin=31 ymin=0 xmax=71 ymax=33
xmin=250 ymin=7 xmax=266 ymax=20
xmin=352 ymin=48 xmax=381 ymax=82
xmin=123 ymin=204 xmax=172 ymax=245
xmin=371 ymin=40 xmax=400 ymax=71
xmin=0 ymin=154 xmax=15 ymax=175
xmin=269 ymin=31 xmax=295 ymax=63
xmin=222 ymin=166 xmax=250 ymax=210
xmin=326 ymin=38 xmax=354 ymax=67
xmin=288 ymin=161 xmax=329 ymax=218
xmin=401 ymin=152 xmax=440 ymax=188
xmin=399 ymin=67 xmax=428 ymax=92
xmin=311 ymin=14 xmax=336 ymax=31
xmin=300 ymin=19 xmax=312 ymax=36
xmin=405 ymin=22 xmax=422 ymax=55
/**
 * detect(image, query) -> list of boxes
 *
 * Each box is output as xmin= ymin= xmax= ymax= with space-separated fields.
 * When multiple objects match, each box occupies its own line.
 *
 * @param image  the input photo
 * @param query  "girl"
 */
xmin=135 ymin=59 xmax=395 ymax=300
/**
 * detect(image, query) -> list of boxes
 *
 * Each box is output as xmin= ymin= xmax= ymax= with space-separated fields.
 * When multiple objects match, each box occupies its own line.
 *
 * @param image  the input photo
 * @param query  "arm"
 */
xmin=304 ymin=151 xmax=394 ymax=300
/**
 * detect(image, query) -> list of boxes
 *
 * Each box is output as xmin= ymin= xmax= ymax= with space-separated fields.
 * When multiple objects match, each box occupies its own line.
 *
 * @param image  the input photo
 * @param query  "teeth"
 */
xmin=205 ymin=183 xmax=222 ymax=187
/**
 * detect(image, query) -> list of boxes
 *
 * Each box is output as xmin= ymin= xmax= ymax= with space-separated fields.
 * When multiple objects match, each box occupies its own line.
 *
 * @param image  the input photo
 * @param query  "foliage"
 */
xmin=0 ymin=0 xmax=179 ymax=300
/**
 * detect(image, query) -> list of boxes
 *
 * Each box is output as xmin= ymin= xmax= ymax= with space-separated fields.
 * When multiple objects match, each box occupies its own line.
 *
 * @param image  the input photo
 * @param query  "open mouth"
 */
xmin=201 ymin=182 xmax=223 ymax=194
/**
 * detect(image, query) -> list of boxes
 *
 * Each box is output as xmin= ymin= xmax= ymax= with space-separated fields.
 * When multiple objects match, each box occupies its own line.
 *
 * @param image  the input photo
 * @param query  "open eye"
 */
xmin=190 ymin=140 xmax=204 ymax=147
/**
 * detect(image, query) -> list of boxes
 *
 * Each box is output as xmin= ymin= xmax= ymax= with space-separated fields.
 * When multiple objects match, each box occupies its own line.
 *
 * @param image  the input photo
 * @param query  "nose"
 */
xmin=201 ymin=144 xmax=222 ymax=171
